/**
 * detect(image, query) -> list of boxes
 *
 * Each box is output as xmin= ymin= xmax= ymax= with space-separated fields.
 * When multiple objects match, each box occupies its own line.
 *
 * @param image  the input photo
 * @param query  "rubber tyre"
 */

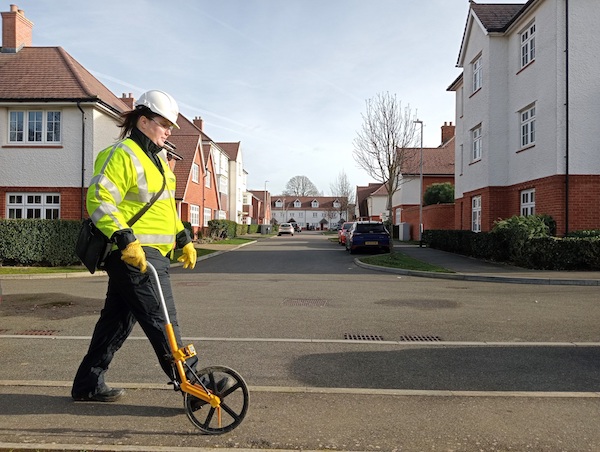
xmin=183 ymin=365 xmax=249 ymax=435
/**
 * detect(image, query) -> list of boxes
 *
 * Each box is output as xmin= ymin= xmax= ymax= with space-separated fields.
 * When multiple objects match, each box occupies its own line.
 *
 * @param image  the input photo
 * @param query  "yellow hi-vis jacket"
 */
xmin=86 ymin=138 xmax=185 ymax=256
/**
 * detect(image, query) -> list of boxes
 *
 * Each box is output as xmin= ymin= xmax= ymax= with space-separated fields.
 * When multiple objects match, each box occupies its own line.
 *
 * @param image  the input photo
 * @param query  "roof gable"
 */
xmin=0 ymin=47 xmax=129 ymax=112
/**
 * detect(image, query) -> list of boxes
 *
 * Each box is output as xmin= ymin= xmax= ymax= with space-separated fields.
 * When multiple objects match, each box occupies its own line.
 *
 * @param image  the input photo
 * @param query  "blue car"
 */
xmin=345 ymin=221 xmax=391 ymax=254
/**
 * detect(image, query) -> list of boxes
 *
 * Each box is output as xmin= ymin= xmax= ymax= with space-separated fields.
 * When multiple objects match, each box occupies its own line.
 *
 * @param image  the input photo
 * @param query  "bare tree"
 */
xmin=329 ymin=170 xmax=355 ymax=223
xmin=283 ymin=175 xmax=320 ymax=197
xmin=353 ymin=92 xmax=419 ymax=249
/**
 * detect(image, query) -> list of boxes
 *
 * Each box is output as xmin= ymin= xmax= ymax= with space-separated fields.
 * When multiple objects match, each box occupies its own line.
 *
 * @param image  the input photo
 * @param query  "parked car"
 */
xmin=278 ymin=223 xmax=294 ymax=236
xmin=338 ymin=222 xmax=354 ymax=245
xmin=345 ymin=221 xmax=391 ymax=254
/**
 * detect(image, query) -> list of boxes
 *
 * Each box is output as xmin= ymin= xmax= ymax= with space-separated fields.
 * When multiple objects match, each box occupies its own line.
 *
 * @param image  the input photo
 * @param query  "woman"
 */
xmin=72 ymin=90 xmax=197 ymax=402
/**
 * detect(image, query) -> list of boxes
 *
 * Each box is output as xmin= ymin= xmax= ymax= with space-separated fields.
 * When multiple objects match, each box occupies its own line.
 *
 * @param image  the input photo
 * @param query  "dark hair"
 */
xmin=117 ymin=105 xmax=157 ymax=139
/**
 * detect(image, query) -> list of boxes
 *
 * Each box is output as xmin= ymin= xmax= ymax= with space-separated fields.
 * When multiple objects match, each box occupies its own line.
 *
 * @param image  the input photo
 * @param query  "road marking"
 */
xmin=0 ymin=379 xmax=598 ymax=398
xmin=1 ymin=334 xmax=600 ymax=347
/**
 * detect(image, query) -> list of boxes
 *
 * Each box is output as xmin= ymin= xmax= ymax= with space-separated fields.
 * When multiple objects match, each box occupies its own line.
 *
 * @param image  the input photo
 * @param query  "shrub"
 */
xmin=423 ymin=182 xmax=454 ymax=206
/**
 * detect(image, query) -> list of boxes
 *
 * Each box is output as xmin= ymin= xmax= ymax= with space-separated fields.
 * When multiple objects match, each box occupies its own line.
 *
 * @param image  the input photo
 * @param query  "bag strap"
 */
xmin=127 ymin=173 xmax=166 ymax=227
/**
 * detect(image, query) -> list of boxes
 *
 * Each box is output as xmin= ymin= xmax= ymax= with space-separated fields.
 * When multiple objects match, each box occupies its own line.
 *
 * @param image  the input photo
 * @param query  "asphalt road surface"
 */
xmin=1 ymin=231 xmax=599 ymax=451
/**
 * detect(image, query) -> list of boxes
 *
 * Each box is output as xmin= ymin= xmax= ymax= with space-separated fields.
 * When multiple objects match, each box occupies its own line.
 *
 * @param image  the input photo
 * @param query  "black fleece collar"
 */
xmin=130 ymin=127 xmax=163 ymax=156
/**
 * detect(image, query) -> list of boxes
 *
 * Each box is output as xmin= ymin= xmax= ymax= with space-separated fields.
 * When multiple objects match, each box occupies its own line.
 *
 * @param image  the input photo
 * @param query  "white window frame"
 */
xmin=275 ymin=200 xmax=283 ymax=208
xmin=520 ymin=104 xmax=536 ymax=148
xmin=192 ymin=163 xmax=199 ymax=183
xmin=521 ymin=189 xmax=535 ymax=217
xmin=190 ymin=205 xmax=200 ymax=226
xmin=294 ymin=200 xmax=301 ymax=208
xmin=520 ymin=22 xmax=536 ymax=68
xmin=9 ymin=110 xmax=62 ymax=144
xmin=205 ymin=170 xmax=211 ymax=188
xmin=472 ymin=55 xmax=482 ymax=93
xmin=471 ymin=196 xmax=481 ymax=233
xmin=311 ymin=200 xmax=319 ymax=208
xmin=203 ymin=207 xmax=212 ymax=227
xmin=7 ymin=192 xmax=60 ymax=219
xmin=472 ymin=125 xmax=482 ymax=162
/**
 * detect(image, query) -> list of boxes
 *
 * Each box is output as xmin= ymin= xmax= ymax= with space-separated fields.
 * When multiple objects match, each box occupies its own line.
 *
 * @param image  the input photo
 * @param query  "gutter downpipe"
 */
xmin=77 ymin=102 xmax=86 ymax=220
xmin=564 ymin=0 xmax=570 ymax=235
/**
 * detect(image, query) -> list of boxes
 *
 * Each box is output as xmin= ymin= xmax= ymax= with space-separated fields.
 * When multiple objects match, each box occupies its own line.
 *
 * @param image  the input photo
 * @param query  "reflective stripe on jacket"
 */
xmin=86 ymin=138 xmax=184 ymax=256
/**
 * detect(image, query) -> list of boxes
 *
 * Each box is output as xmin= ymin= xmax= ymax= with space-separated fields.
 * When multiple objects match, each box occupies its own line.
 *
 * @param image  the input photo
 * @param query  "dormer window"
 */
xmin=294 ymin=200 xmax=301 ymax=208
xmin=333 ymin=200 xmax=340 ymax=208
xmin=311 ymin=200 xmax=319 ymax=208
xmin=275 ymin=199 xmax=283 ymax=208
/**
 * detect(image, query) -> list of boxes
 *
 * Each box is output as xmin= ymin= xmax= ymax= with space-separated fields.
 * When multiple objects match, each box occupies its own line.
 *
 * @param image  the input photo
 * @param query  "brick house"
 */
xmin=0 ymin=5 xmax=131 ymax=220
xmin=0 ymin=5 xmax=248 ymax=232
xmin=271 ymin=196 xmax=348 ymax=230
xmin=449 ymin=0 xmax=600 ymax=235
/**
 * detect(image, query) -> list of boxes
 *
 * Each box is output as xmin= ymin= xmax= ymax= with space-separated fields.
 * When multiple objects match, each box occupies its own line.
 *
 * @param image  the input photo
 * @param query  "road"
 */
xmin=1 ymin=231 xmax=600 ymax=451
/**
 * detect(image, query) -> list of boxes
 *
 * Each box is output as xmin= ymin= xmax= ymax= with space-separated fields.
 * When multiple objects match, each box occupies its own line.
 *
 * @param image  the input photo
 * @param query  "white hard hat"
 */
xmin=135 ymin=90 xmax=180 ymax=129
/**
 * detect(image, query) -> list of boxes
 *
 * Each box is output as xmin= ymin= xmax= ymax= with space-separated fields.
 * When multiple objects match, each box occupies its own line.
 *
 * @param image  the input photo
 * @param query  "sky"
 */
xmin=6 ymin=0 xmax=524 ymax=195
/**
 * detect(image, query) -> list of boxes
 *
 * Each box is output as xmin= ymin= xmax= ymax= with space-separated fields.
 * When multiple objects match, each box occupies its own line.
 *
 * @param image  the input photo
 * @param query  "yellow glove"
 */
xmin=178 ymin=242 xmax=197 ymax=270
xmin=121 ymin=240 xmax=147 ymax=273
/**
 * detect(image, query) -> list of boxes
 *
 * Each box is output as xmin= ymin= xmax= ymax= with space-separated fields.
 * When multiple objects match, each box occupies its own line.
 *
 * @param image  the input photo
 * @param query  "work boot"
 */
xmin=73 ymin=386 xmax=125 ymax=403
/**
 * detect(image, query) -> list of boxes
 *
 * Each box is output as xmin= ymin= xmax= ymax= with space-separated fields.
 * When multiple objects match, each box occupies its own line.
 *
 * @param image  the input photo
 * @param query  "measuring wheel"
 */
xmin=183 ymin=365 xmax=249 ymax=434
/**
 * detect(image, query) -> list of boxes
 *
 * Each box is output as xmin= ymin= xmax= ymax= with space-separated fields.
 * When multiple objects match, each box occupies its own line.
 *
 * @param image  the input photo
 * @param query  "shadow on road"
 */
xmin=290 ymin=346 xmax=600 ymax=392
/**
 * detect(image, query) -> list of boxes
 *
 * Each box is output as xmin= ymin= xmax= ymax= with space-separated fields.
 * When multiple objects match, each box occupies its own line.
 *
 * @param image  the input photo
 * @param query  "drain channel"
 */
xmin=14 ymin=330 xmax=60 ymax=336
xmin=399 ymin=335 xmax=442 ymax=342
xmin=344 ymin=333 xmax=384 ymax=341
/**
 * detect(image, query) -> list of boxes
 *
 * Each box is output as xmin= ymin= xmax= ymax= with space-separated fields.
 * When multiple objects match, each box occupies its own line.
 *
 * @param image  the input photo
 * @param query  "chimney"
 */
xmin=193 ymin=116 xmax=204 ymax=131
xmin=1 ymin=4 xmax=33 ymax=53
xmin=441 ymin=121 xmax=455 ymax=144
xmin=120 ymin=92 xmax=135 ymax=109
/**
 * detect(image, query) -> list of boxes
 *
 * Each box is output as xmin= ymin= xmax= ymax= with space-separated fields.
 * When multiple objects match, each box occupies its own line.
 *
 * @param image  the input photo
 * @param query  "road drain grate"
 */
xmin=344 ymin=333 xmax=384 ymax=341
xmin=14 ymin=330 xmax=59 ymax=336
xmin=282 ymin=298 xmax=328 ymax=307
xmin=399 ymin=335 xmax=442 ymax=342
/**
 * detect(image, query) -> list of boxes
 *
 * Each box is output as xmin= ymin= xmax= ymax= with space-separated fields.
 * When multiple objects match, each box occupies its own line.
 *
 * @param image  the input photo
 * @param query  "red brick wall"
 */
xmin=455 ymin=174 xmax=600 ymax=235
xmin=400 ymin=204 xmax=455 ymax=240
xmin=0 ymin=186 xmax=86 ymax=220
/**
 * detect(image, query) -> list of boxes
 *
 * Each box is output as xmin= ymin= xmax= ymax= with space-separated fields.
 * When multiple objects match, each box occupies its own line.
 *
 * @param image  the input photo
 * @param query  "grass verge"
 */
xmin=359 ymin=252 xmax=453 ymax=273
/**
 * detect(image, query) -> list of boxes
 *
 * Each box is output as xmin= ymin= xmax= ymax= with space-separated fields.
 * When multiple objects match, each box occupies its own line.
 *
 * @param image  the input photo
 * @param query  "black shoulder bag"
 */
xmin=75 ymin=174 xmax=166 ymax=274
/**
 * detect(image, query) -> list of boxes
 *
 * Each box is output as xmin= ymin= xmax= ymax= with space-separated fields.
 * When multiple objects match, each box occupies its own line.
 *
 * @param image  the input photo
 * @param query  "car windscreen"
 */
xmin=355 ymin=224 xmax=387 ymax=233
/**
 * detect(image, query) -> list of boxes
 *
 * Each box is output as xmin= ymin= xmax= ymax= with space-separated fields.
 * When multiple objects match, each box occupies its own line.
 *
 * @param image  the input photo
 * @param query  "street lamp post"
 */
xmin=414 ymin=119 xmax=424 ymax=247
xmin=263 ymin=180 xmax=269 ymax=226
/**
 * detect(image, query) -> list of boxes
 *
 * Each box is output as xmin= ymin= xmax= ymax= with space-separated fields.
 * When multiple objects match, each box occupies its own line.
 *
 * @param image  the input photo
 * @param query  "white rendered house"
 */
xmin=448 ymin=0 xmax=600 ymax=235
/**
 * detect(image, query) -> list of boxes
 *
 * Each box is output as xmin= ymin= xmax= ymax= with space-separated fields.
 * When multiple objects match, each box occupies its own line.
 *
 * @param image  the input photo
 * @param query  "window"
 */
xmin=192 ymin=163 xmax=199 ymax=183
xmin=521 ymin=189 xmax=535 ymax=216
xmin=203 ymin=207 xmax=212 ymax=227
xmin=9 ymin=110 xmax=61 ymax=144
xmin=294 ymin=200 xmax=301 ymax=208
xmin=205 ymin=170 xmax=211 ymax=188
xmin=275 ymin=200 xmax=283 ymax=208
xmin=472 ymin=125 xmax=482 ymax=161
xmin=520 ymin=104 xmax=536 ymax=148
xmin=520 ymin=22 xmax=536 ymax=68
xmin=190 ymin=205 xmax=200 ymax=226
xmin=7 ymin=193 xmax=60 ymax=219
xmin=312 ymin=212 xmax=318 ymax=218
xmin=471 ymin=196 xmax=481 ymax=232
xmin=472 ymin=55 xmax=482 ymax=92
xmin=311 ymin=200 xmax=319 ymax=208
xmin=333 ymin=200 xmax=340 ymax=208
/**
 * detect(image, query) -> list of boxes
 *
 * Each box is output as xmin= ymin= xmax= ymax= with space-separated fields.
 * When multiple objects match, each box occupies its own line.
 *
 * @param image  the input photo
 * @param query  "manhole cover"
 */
xmin=14 ymin=330 xmax=59 ymax=336
xmin=282 ymin=298 xmax=328 ymax=307
xmin=344 ymin=333 xmax=384 ymax=341
xmin=399 ymin=335 xmax=442 ymax=342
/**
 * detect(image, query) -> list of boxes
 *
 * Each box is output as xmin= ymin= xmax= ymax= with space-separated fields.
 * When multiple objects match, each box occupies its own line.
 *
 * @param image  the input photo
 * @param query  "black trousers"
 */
xmin=72 ymin=247 xmax=196 ymax=398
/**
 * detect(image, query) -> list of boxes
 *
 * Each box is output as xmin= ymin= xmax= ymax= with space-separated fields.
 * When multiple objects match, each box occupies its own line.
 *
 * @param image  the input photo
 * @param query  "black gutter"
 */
xmin=565 ymin=0 xmax=570 ymax=234
xmin=77 ymin=102 xmax=86 ymax=220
